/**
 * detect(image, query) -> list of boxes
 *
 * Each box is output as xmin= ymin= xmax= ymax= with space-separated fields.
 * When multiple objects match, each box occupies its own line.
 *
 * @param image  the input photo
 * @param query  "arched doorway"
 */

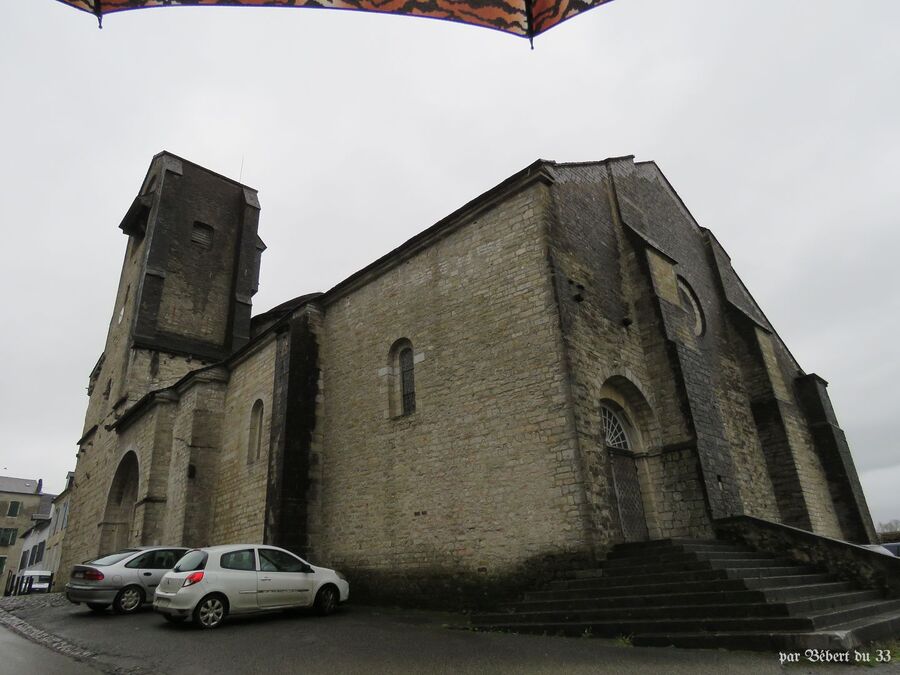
xmin=99 ymin=452 xmax=139 ymax=554
xmin=601 ymin=403 xmax=649 ymax=542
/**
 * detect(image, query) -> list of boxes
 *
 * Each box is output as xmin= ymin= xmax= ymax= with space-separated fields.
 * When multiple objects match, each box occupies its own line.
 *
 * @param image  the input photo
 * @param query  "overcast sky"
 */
xmin=0 ymin=1 xmax=897 ymax=527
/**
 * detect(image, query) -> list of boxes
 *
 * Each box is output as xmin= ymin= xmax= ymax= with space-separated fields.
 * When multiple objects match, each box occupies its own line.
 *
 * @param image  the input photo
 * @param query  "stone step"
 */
xmin=742 ymin=574 xmax=832 ymax=590
xmin=526 ymin=573 xmax=833 ymax=601
xmin=498 ymin=590 xmax=878 ymax=618
xmin=810 ymin=599 xmax=900 ymax=629
xmin=551 ymin=565 xmax=818 ymax=591
xmin=478 ymin=591 xmax=880 ymax=625
xmin=602 ymin=548 xmax=768 ymax=568
xmin=602 ymin=557 xmax=790 ymax=577
xmin=822 ymin=607 xmax=900 ymax=646
xmin=477 ymin=613 xmax=817 ymax=636
xmin=609 ymin=538 xmax=724 ymax=554
xmin=633 ymin=605 xmax=900 ymax=652
xmin=760 ymin=581 xmax=855 ymax=602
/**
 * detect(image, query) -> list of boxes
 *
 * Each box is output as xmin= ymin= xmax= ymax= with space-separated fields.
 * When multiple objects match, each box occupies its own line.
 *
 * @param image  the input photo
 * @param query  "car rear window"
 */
xmin=89 ymin=550 xmax=140 ymax=566
xmin=220 ymin=549 xmax=256 ymax=571
xmin=174 ymin=550 xmax=208 ymax=572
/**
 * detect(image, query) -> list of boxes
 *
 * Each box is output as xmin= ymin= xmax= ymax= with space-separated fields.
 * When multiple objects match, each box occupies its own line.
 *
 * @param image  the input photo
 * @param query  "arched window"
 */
xmin=248 ymin=399 xmax=264 ymax=464
xmin=399 ymin=347 xmax=416 ymax=416
xmin=387 ymin=338 xmax=418 ymax=418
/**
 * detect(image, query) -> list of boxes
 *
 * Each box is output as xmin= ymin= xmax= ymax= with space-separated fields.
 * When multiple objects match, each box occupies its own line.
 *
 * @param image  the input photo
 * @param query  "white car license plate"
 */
xmin=156 ymin=598 xmax=170 ymax=607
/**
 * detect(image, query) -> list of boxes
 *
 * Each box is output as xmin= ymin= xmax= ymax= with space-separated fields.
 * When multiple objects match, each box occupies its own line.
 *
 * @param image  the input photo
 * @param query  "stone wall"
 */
xmin=312 ymin=179 xmax=590 ymax=603
xmin=162 ymin=372 xmax=228 ymax=547
xmin=207 ymin=337 xmax=278 ymax=545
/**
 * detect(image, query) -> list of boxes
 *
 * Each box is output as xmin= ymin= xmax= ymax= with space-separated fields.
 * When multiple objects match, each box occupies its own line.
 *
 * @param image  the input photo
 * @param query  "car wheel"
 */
xmin=314 ymin=585 xmax=339 ymax=616
xmin=162 ymin=614 xmax=186 ymax=624
xmin=193 ymin=594 xmax=228 ymax=629
xmin=87 ymin=603 xmax=108 ymax=613
xmin=113 ymin=586 xmax=145 ymax=614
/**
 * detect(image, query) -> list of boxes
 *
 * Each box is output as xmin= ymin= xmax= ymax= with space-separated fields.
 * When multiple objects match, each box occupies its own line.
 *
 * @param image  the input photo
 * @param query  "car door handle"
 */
xmin=259 ymin=577 xmax=272 ymax=582
xmin=142 ymin=572 xmax=152 ymax=577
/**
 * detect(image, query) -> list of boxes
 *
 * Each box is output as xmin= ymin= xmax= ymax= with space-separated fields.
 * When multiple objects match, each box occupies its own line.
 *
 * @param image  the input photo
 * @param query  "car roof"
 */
xmin=189 ymin=544 xmax=290 ymax=554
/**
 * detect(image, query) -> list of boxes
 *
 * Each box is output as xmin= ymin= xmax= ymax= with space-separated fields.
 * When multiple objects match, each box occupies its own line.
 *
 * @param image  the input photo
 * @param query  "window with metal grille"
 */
xmin=399 ymin=347 xmax=416 ymax=416
xmin=191 ymin=221 xmax=214 ymax=250
xmin=601 ymin=406 xmax=629 ymax=450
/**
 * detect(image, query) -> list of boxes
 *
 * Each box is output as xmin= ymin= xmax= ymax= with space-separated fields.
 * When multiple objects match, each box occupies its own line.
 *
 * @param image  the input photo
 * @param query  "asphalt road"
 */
xmin=0 ymin=623 xmax=100 ymax=675
xmin=0 ymin=594 xmax=872 ymax=674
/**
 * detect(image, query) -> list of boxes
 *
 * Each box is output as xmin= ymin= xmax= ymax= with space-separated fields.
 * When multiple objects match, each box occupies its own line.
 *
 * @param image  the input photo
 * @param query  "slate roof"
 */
xmin=0 ymin=476 xmax=40 ymax=495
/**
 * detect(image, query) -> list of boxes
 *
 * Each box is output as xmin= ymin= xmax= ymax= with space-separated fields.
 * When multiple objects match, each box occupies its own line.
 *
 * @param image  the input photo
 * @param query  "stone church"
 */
xmin=58 ymin=151 xmax=875 ymax=601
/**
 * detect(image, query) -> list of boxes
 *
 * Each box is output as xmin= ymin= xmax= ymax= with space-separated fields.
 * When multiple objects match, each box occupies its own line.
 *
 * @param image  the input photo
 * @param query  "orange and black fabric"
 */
xmin=54 ymin=0 xmax=616 ymax=39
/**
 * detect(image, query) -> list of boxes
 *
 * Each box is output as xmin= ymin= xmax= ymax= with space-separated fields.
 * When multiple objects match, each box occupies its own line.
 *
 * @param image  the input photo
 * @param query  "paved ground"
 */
xmin=0 ymin=594 xmax=890 ymax=674
xmin=0 ymin=623 xmax=100 ymax=675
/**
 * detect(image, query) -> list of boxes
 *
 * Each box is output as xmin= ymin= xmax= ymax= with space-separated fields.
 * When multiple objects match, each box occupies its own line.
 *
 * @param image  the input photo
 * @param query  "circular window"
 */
xmin=600 ymin=406 xmax=630 ymax=450
xmin=677 ymin=277 xmax=705 ymax=337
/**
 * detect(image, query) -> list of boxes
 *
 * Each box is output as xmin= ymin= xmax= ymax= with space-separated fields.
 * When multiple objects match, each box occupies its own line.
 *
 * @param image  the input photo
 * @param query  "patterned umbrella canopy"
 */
xmin=54 ymin=0 xmax=616 ymax=41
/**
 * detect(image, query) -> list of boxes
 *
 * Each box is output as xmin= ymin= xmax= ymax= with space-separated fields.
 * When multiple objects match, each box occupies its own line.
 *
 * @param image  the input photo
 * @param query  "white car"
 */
xmin=153 ymin=545 xmax=349 ymax=629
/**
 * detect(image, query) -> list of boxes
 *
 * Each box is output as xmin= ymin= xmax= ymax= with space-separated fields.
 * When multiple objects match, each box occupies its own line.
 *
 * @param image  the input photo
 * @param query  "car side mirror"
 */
xmin=301 ymin=564 xmax=313 ymax=574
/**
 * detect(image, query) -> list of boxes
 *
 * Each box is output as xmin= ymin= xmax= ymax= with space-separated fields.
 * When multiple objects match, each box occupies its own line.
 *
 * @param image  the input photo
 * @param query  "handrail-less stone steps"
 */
xmin=471 ymin=538 xmax=900 ymax=651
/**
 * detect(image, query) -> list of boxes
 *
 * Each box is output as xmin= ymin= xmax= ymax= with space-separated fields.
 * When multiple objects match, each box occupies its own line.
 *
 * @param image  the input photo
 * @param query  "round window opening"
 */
xmin=600 ymin=405 xmax=630 ymax=450
xmin=677 ymin=277 xmax=705 ymax=337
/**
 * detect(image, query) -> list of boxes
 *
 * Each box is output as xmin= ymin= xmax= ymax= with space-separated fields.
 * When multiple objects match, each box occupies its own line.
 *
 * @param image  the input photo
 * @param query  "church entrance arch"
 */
xmin=99 ymin=451 xmax=140 ymax=554
xmin=601 ymin=403 xmax=649 ymax=542
xmin=594 ymin=375 xmax=664 ymax=544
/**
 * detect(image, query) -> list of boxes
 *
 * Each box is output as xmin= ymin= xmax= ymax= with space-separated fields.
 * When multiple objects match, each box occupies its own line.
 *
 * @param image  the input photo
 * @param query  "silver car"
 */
xmin=65 ymin=547 xmax=189 ymax=614
xmin=153 ymin=545 xmax=350 ymax=628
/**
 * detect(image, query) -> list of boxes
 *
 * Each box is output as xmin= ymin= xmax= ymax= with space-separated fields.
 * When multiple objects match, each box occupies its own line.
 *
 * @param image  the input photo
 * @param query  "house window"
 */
xmin=7 ymin=501 xmax=20 ymax=517
xmin=247 ymin=399 xmax=264 ymax=464
xmin=399 ymin=347 xmax=416 ymax=416
xmin=0 ymin=528 xmax=17 ymax=546
xmin=36 ymin=541 xmax=45 ymax=564
xmin=0 ymin=556 xmax=5 ymax=575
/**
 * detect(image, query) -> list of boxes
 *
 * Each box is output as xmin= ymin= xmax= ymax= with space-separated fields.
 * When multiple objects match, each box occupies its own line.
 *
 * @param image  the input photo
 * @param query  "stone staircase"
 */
xmin=471 ymin=538 xmax=900 ymax=650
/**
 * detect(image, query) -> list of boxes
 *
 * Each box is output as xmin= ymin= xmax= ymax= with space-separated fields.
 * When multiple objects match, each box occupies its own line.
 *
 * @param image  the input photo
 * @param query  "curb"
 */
xmin=0 ymin=606 xmax=103 ymax=670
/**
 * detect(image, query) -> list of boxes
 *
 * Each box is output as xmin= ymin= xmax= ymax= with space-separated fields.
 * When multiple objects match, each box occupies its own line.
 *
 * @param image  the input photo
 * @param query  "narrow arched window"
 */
xmin=248 ymin=399 xmax=264 ymax=464
xmin=399 ymin=347 xmax=416 ymax=416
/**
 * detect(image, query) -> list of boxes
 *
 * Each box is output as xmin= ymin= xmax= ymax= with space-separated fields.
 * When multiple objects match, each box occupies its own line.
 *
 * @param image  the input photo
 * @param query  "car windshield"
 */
xmin=89 ymin=550 xmax=140 ymax=566
xmin=174 ymin=550 xmax=208 ymax=572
